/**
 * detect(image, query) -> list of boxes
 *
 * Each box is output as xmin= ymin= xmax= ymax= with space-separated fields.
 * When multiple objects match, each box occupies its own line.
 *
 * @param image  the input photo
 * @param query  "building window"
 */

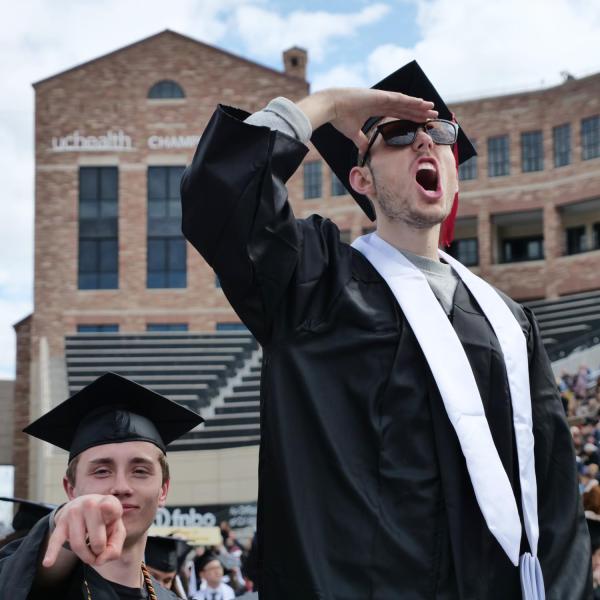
xmin=303 ymin=161 xmax=322 ymax=199
xmin=148 ymin=80 xmax=185 ymax=99
xmin=216 ymin=322 xmax=248 ymax=331
xmin=146 ymin=323 xmax=188 ymax=332
xmin=593 ymin=223 xmax=600 ymax=250
xmin=458 ymin=144 xmax=478 ymax=181
xmin=487 ymin=135 xmax=510 ymax=177
xmin=582 ymin=115 xmax=600 ymax=160
xmin=447 ymin=238 xmax=479 ymax=266
xmin=78 ymin=167 xmax=118 ymax=289
xmin=553 ymin=123 xmax=571 ymax=167
xmin=521 ymin=131 xmax=544 ymax=172
xmin=565 ymin=226 xmax=587 ymax=255
xmin=147 ymin=166 xmax=187 ymax=288
xmin=331 ymin=172 xmax=347 ymax=196
xmin=77 ymin=324 xmax=119 ymax=333
xmin=501 ymin=236 xmax=544 ymax=263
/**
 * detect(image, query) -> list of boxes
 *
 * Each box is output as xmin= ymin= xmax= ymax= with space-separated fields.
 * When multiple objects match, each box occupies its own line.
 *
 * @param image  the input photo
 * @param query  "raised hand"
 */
xmin=297 ymin=88 xmax=438 ymax=152
xmin=43 ymin=494 xmax=127 ymax=567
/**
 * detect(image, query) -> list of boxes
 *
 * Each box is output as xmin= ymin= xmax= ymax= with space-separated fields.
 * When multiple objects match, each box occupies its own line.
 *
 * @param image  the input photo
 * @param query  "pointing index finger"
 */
xmin=43 ymin=520 xmax=68 ymax=567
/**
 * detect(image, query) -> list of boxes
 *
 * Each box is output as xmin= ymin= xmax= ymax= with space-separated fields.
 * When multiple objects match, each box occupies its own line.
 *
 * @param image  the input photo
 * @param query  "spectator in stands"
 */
xmin=583 ymin=443 xmax=600 ymax=468
xmin=572 ymin=425 xmax=584 ymax=453
xmin=575 ymin=366 xmax=592 ymax=400
xmin=192 ymin=554 xmax=235 ymax=600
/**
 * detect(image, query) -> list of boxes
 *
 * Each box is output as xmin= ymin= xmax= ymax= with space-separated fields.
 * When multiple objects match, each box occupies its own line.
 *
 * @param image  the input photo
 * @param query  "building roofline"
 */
xmin=12 ymin=313 xmax=32 ymax=330
xmin=449 ymin=69 xmax=600 ymax=106
xmin=32 ymin=29 xmax=307 ymax=88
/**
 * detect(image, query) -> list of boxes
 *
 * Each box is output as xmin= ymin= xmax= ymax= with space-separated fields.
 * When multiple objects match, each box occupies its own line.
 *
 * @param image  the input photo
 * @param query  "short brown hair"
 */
xmin=65 ymin=448 xmax=170 ymax=486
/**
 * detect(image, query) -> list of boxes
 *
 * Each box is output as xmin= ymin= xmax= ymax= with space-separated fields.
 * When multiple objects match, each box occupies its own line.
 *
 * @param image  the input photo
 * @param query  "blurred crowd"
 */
xmin=176 ymin=521 xmax=258 ymax=599
xmin=564 ymin=363 xmax=600 ymax=596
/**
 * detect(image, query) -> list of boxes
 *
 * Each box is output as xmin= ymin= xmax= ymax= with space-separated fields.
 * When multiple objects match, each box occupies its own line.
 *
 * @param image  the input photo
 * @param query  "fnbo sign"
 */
xmin=153 ymin=503 xmax=257 ymax=530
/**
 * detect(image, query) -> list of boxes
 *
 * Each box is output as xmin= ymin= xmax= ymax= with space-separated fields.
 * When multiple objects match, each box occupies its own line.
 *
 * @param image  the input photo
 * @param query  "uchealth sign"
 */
xmin=49 ymin=131 xmax=201 ymax=152
xmin=153 ymin=502 xmax=257 ymax=530
xmin=51 ymin=130 xmax=133 ymax=152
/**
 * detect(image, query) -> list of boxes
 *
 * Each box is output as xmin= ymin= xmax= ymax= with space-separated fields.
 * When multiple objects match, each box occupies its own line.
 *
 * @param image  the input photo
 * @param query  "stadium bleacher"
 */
xmin=65 ymin=331 xmax=259 ymax=450
xmin=525 ymin=289 xmax=600 ymax=361
xmin=64 ymin=287 xmax=600 ymax=450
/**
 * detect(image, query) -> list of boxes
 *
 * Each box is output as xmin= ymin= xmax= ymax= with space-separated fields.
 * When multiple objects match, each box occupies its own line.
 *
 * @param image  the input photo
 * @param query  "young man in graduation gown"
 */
xmin=145 ymin=535 xmax=191 ymax=598
xmin=180 ymin=61 xmax=591 ymax=599
xmin=0 ymin=372 xmax=203 ymax=599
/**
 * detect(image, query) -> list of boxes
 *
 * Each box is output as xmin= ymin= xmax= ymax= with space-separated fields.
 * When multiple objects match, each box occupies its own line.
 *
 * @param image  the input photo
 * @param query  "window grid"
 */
xmin=521 ymin=131 xmax=544 ymax=172
xmin=331 ymin=172 xmax=347 ymax=196
xmin=216 ymin=323 xmax=249 ymax=331
xmin=448 ymin=238 xmax=479 ymax=266
xmin=487 ymin=135 xmax=510 ymax=177
xmin=553 ymin=124 xmax=571 ymax=167
xmin=458 ymin=156 xmax=478 ymax=181
xmin=501 ymin=236 xmax=544 ymax=263
xmin=304 ymin=161 xmax=322 ymax=199
xmin=148 ymin=80 xmax=185 ymax=99
xmin=582 ymin=116 xmax=600 ymax=160
xmin=565 ymin=226 xmax=587 ymax=255
xmin=593 ymin=223 xmax=600 ymax=250
xmin=147 ymin=166 xmax=187 ymax=289
xmin=77 ymin=324 xmax=119 ymax=333
xmin=146 ymin=323 xmax=188 ymax=332
xmin=78 ymin=167 xmax=118 ymax=290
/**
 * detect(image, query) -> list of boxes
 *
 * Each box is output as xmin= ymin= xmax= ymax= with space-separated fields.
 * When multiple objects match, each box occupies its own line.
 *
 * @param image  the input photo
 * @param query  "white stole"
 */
xmin=352 ymin=233 xmax=544 ymax=599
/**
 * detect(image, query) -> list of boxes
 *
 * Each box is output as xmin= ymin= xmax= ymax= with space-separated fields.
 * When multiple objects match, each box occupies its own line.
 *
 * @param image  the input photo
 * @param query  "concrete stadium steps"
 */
xmin=64 ymin=332 xmax=257 ymax=411
xmin=176 ymin=364 xmax=262 ymax=451
xmin=170 ymin=435 xmax=260 ymax=451
xmin=525 ymin=289 xmax=600 ymax=360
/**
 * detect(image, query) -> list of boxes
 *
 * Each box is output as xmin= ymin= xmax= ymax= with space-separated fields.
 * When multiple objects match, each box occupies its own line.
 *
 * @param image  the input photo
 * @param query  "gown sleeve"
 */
xmin=180 ymin=105 xmax=349 ymax=346
xmin=0 ymin=515 xmax=51 ymax=599
xmin=525 ymin=307 xmax=593 ymax=599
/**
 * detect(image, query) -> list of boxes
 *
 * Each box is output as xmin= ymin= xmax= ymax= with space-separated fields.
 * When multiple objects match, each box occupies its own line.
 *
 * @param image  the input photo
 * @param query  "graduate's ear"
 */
xmin=349 ymin=165 xmax=375 ymax=197
xmin=63 ymin=475 xmax=76 ymax=500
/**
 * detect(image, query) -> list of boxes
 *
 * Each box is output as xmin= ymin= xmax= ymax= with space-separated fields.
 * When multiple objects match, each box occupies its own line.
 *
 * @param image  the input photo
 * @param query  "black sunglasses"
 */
xmin=360 ymin=118 xmax=458 ymax=167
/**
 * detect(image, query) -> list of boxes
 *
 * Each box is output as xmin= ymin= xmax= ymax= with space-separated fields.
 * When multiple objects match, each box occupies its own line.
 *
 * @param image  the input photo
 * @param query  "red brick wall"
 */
xmin=451 ymin=73 xmax=600 ymax=300
xmin=12 ymin=315 xmax=32 ymax=499
xmin=32 ymin=31 xmax=310 ymax=359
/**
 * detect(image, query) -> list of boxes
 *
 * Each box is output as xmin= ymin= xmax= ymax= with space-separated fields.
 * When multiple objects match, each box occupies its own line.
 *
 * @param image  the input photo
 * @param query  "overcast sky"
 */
xmin=1 ymin=0 xmax=600 ymax=378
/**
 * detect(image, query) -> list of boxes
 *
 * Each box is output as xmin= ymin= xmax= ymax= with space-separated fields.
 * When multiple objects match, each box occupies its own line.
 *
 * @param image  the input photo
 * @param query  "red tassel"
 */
xmin=439 ymin=115 xmax=460 ymax=248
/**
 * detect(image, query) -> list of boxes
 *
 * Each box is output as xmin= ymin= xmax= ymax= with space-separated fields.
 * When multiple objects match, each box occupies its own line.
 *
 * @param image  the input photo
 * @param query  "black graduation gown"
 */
xmin=180 ymin=105 xmax=592 ymax=599
xmin=0 ymin=515 xmax=178 ymax=599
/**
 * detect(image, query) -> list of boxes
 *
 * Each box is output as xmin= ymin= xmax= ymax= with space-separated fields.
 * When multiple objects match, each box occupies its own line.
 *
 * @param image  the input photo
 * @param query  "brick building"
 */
xmin=13 ymin=30 xmax=600 ymax=510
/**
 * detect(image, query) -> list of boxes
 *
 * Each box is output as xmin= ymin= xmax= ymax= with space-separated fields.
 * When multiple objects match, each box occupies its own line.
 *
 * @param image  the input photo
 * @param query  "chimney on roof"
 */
xmin=283 ymin=47 xmax=307 ymax=80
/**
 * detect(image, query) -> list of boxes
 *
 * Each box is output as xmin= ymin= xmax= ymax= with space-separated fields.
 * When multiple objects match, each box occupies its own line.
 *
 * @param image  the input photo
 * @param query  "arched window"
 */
xmin=147 ymin=80 xmax=185 ymax=99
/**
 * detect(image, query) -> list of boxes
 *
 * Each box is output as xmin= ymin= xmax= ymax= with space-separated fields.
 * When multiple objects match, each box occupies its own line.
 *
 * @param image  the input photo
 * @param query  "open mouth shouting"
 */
xmin=413 ymin=157 xmax=442 ymax=200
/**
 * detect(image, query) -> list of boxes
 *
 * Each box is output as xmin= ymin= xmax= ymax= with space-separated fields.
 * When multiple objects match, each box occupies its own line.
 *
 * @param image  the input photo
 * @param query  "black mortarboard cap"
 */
xmin=145 ymin=535 xmax=191 ymax=572
xmin=23 ymin=372 xmax=203 ymax=461
xmin=311 ymin=60 xmax=477 ymax=221
xmin=0 ymin=497 xmax=56 ymax=531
